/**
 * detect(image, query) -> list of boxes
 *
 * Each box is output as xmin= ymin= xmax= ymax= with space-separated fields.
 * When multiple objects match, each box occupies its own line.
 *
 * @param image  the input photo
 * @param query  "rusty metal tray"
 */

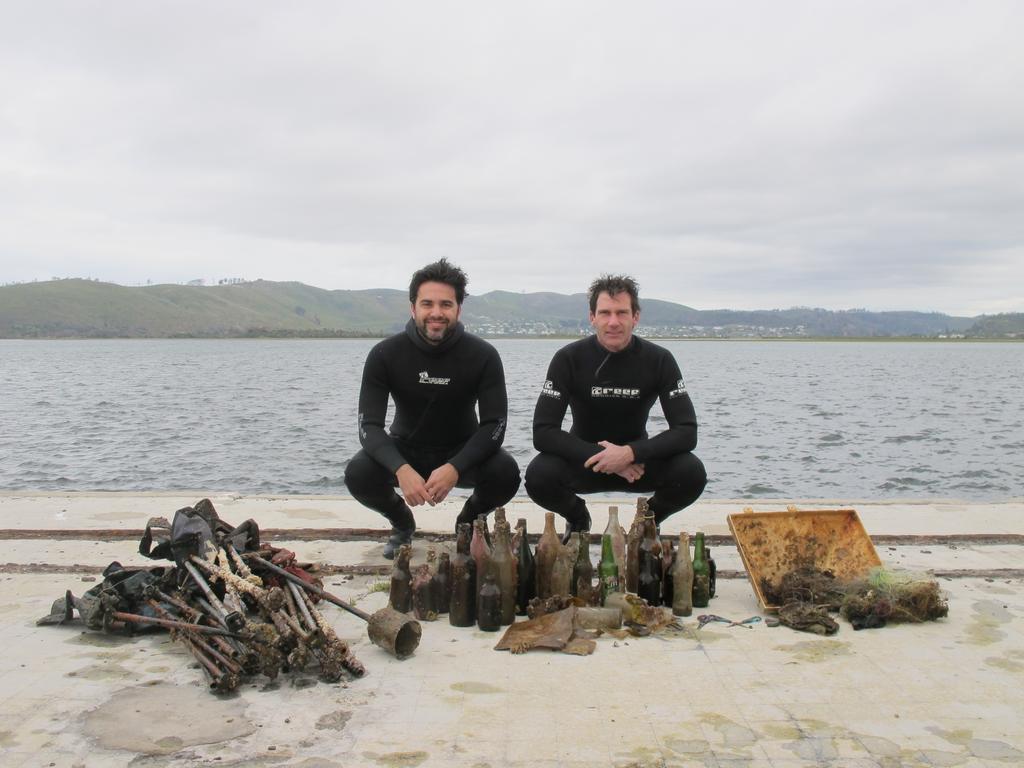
xmin=726 ymin=508 xmax=882 ymax=612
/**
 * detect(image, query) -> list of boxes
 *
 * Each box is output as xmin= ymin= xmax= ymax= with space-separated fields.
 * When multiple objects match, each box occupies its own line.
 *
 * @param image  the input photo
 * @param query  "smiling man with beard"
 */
xmin=344 ymin=259 xmax=520 ymax=559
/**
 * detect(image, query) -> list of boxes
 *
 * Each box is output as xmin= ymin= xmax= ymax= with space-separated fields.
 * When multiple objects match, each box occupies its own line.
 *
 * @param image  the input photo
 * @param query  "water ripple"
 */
xmin=1 ymin=338 xmax=1022 ymax=499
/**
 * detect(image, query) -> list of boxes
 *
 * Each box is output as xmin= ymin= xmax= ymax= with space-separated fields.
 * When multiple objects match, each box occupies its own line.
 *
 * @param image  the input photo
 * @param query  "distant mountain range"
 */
xmin=1 ymin=278 xmax=1021 ymax=339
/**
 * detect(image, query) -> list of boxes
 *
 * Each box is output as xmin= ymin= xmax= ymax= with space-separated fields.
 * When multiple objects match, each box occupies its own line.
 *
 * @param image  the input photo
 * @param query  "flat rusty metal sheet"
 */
xmin=727 ymin=508 xmax=882 ymax=612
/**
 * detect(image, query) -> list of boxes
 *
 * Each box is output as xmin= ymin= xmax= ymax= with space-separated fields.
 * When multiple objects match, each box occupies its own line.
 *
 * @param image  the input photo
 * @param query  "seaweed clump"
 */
xmin=764 ymin=566 xmax=948 ymax=634
xmin=840 ymin=568 xmax=949 ymax=630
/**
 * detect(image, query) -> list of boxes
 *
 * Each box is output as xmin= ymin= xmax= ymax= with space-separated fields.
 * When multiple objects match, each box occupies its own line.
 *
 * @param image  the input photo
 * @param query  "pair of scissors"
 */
xmin=697 ymin=614 xmax=762 ymax=629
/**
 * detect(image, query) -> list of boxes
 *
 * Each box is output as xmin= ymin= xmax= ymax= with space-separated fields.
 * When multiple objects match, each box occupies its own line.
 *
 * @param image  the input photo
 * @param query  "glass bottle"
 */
xmin=432 ymin=552 xmax=451 ymax=615
xmin=476 ymin=571 xmax=501 ymax=632
xmin=550 ymin=540 xmax=574 ymax=597
xmin=605 ymin=506 xmax=627 ymax=577
xmin=598 ymin=532 xmax=621 ymax=605
xmin=449 ymin=523 xmax=476 ymax=627
xmin=515 ymin=518 xmax=536 ymax=615
xmin=491 ymin=520 xmax=516 ymax=625
xmin=471 ymin=517 xmax=492 ymax=581
xmin=672 ymin=531 xmax=694 ymax=617
xmin=572 ymin=531 xmax=594 ymax=603
xmin=637 ymin=515 xmax=662 ymax=606
xmin=692 ymin=531 xmax=711 ymax=608
xmin=535 ymin=512 xmax=559 ymax=599
xmin=661 ymin=537 xmax=675 ymax=608
xmin=412 ymin=562 xmax=434 ymax=620
xmin=707 ymin=546 xmax=717 ymax=599
xmin=625 ymin=500 xmax=646 ymax=593
xmin=389 ymin=543 xmax=413 ymax=613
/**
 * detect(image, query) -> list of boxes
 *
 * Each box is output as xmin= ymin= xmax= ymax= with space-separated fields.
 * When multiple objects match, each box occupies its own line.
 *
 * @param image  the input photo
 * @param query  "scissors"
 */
xmin=697 ymin=614 xmax=762 ymax=629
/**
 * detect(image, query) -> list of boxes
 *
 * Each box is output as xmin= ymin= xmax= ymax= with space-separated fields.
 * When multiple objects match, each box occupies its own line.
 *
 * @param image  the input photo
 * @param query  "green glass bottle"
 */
xmin=691 ymin=531 xmax=711 ymax=608
xmin=598 ymin=532 xmax=621 ymax=605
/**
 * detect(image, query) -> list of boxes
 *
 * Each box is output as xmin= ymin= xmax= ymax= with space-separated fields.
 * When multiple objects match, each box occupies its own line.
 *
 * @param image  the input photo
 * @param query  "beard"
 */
xmin=417 ymin=317 xmax=454 ymax=344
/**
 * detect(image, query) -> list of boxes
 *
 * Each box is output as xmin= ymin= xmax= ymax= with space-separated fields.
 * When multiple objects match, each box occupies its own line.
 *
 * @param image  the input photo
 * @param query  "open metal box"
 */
xmin=727 ymin=508 xmax=882 ymax=612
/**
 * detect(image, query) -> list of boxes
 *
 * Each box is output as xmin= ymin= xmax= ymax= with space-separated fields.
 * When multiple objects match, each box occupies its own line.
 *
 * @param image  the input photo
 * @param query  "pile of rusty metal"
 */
xmin=38 ymin=499 xmax=397 ymax=693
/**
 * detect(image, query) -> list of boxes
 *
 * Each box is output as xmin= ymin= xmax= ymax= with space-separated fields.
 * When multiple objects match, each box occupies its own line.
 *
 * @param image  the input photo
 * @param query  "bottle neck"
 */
xmin=601 ymin=534 xmax=615 ymax=562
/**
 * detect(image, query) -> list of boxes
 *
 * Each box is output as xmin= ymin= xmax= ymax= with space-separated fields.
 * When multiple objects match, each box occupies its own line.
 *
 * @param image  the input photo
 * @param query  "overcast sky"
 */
xmin=2 ymin=2 xmax=1022 ymax=315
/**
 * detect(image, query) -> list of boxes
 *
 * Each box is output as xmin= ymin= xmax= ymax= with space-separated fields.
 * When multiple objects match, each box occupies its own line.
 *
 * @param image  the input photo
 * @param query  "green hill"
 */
xmin=0 ymin=278 xmax=1001 ymax=338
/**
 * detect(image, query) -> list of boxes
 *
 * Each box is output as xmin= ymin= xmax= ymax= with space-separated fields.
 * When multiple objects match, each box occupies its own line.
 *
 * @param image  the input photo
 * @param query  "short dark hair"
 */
xmin=588 ymin=274 xmax=640 ymax=314
xmin=409 ymin=259 xmax=469 ymax=305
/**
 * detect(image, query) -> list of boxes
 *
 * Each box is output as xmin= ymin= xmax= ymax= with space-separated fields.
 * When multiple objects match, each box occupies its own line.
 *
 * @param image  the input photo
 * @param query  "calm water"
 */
xmin=1 ymin=339 xmax=1022 ymax=500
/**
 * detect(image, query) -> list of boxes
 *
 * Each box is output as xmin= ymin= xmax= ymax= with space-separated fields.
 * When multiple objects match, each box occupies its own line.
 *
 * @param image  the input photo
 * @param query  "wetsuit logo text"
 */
xmin=540 ymin=380 xmax=562 ymax=399
xmin=668 ymin=379 xmax=687 ymax=398
xmin=591 ymin=386 xmax=640 ymax=399
xmin=418 ymin=371 xmax=451 ymax=386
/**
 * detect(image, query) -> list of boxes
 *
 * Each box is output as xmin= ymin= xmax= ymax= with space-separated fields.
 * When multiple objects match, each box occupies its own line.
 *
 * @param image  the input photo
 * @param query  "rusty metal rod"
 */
xmin=183 ymin=560 xmax=245 ymax=631
xmin=289 ymin=581 xmax=317 ymax=630
xmin=109 ymin=611 xmax=245 ymax=639
xmin=244 ymin=553 xmax=371 ymax=622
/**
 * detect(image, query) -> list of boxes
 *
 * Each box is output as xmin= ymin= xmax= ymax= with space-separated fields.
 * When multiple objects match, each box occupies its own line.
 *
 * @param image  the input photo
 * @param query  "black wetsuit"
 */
xmin=344 ymin=319 xmax=520 ymax=530
xmin=525 ymin=334 xmax=706 ymax=526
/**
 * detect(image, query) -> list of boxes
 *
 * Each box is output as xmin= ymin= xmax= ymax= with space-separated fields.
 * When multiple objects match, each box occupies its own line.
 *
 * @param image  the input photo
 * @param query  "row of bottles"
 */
xmin=388 ymin=500 xmax=716 ymax=631
xmin=389 ymin=508 xmax=539 ymax=632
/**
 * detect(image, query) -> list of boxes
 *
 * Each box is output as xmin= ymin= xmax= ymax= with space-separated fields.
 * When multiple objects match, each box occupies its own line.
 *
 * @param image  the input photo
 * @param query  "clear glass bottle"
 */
xmin=535 ymin=512 xmax=560 ymax=599
xmin=672 ymin=531 xmax=694 ymax=617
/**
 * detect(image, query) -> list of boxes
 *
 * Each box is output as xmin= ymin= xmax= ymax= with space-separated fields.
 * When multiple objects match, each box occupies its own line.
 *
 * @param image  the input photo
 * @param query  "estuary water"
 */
xmin=1 ymin=338 xmax=1022 ymax=500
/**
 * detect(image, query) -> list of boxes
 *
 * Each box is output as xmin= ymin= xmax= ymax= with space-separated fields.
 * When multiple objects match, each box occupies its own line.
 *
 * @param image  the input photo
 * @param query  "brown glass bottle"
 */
xmin=389 ymin=543 xmax=413 ymax=613
xmin=412 ymin=563 xmax=434 ymax=620
xmin=691 ymin=531 xmax=711 ymax=608
xmin=707 ymin=546 xmax=717 ymax=599
xmin=572 ymin=530 xmax=594 ymax=603
xmin=515 ymin=518 xmax=536 ymax=615
xmin=535 ymin=512 xmax=560 ymax=599
xmin=432 ymin=552 xmax=451 ymax=615
xmin=476 ymin=571 xmax=501 ymax=632
xmin=625 ymin=500 xmax=646 ymax=592
xmin=449 ymin=523 xmax=476 ymax=627
xmin=471 ymin=517 xmax=492 ymax=581
xmin=672 ymin=531 xmax=694 ymax=617
xmin=636 ymin=515 xmax=662 ymax=606
xmin=491 ymin=521 xmax=516 ymax=625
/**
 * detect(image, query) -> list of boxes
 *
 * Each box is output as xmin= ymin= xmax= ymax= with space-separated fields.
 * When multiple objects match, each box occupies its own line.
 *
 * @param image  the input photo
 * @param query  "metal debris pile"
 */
xmin=38 ymin=499 xmax=365 ymax=693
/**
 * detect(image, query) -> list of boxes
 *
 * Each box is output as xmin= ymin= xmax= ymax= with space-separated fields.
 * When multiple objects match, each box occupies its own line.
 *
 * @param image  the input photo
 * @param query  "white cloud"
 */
xmin=1 ymin=1 xmax=1022 ymax=315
